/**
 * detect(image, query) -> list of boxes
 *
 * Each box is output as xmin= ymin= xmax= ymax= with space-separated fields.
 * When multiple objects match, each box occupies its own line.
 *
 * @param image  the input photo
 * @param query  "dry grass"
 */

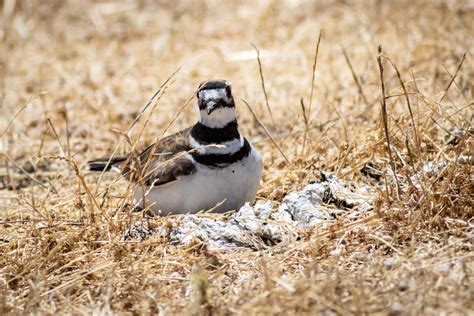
xmin=1 ymin=0 xmax=473 ymax=314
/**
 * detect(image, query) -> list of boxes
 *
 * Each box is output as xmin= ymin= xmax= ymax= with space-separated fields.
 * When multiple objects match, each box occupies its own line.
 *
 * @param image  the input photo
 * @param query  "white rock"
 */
xmin=124 ymin=173 xmax=375 ymax=249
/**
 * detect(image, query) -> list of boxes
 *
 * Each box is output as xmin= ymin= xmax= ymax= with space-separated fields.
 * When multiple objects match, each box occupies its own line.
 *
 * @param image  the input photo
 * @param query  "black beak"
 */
xmin=206 ymin=101 xmax=217 ymax=115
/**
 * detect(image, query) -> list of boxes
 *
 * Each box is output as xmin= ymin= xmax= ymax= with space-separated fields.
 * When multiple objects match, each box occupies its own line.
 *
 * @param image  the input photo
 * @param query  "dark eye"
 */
xmin=225 ymin=85 xmax=232 ymax=98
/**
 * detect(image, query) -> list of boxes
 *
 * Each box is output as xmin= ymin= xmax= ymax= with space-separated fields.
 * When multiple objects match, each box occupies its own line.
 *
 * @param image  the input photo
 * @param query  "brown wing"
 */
xmin=121 ymin=127 xmax=196 ymax=186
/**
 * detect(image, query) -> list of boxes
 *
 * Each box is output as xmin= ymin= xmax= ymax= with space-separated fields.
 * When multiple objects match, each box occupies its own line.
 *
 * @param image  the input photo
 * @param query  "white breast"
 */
xmin=133 ymin=145 xmax=264 ymax=215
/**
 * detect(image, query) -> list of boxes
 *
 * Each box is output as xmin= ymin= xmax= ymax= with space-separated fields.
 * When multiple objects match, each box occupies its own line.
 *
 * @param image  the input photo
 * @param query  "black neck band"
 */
xmin=191 ymin=120 xmax=240 ymax=144
xmin=191 ymin=139 xmax=251 ymax=167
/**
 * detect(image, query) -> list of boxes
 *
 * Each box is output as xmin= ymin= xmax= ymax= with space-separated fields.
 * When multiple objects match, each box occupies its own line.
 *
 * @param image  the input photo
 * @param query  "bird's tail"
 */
xmin=88 ymin=157 xmax=126 ymax=172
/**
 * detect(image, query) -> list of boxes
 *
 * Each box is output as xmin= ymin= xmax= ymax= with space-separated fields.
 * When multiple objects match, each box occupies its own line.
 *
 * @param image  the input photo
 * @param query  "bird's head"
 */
xmin=197 ymin=80 xmax=236 ymax=128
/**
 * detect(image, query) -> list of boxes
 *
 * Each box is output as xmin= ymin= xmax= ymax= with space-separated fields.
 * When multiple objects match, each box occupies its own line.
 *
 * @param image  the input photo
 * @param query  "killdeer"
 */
xmin=88 ymin=80 xmax=264 ymax=215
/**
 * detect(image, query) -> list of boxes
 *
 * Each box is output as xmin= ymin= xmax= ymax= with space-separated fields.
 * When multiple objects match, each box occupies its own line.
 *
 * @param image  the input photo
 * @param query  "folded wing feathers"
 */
xmin=89 ymin=127 xmax=196 ymax=187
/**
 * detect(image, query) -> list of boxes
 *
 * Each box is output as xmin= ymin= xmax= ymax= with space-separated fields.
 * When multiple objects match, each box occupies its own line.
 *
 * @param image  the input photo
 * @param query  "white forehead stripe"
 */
xmin=199 ymin=88 xmax=228 ymax=101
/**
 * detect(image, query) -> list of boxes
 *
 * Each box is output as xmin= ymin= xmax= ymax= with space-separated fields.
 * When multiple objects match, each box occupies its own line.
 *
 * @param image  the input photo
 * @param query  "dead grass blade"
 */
xmin=40 ymin=261 xmax=115 ymax=297
xmin=438 ymin=52 xmax=467 ymax=104
xmin=47 ymin=118 xmax=66 ymax=158
xmin=242 ymin=98 xmax=291 ymax=165
xmin=0 ymin=96 xmax=33 ymax=138
xmin=308 ymin=29 xmax=323 ymax=118
xmin=377 ymin=45 xmax=401 ymax=200
xmin=251 ymin=43 xmax=275 ymax=127
xmin=302 ymin=30 xmax=323 ymax=156
xmin=0 ymin=152 xmax=48 ymax=189
xmin=383 ymin=54 xmax=420 ymax=151
xmin=342 ymin=48 xmax=370 ymax=107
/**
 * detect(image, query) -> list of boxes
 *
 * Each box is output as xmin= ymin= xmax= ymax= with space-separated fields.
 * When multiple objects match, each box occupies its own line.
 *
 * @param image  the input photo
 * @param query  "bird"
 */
xmin=88 ymin=79 xmax=264 ymax=215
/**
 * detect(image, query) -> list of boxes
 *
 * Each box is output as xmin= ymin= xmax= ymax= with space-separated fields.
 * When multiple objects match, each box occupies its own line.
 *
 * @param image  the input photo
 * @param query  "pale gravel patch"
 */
xmin=124 ymin=173 xmax=375 ymax=249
